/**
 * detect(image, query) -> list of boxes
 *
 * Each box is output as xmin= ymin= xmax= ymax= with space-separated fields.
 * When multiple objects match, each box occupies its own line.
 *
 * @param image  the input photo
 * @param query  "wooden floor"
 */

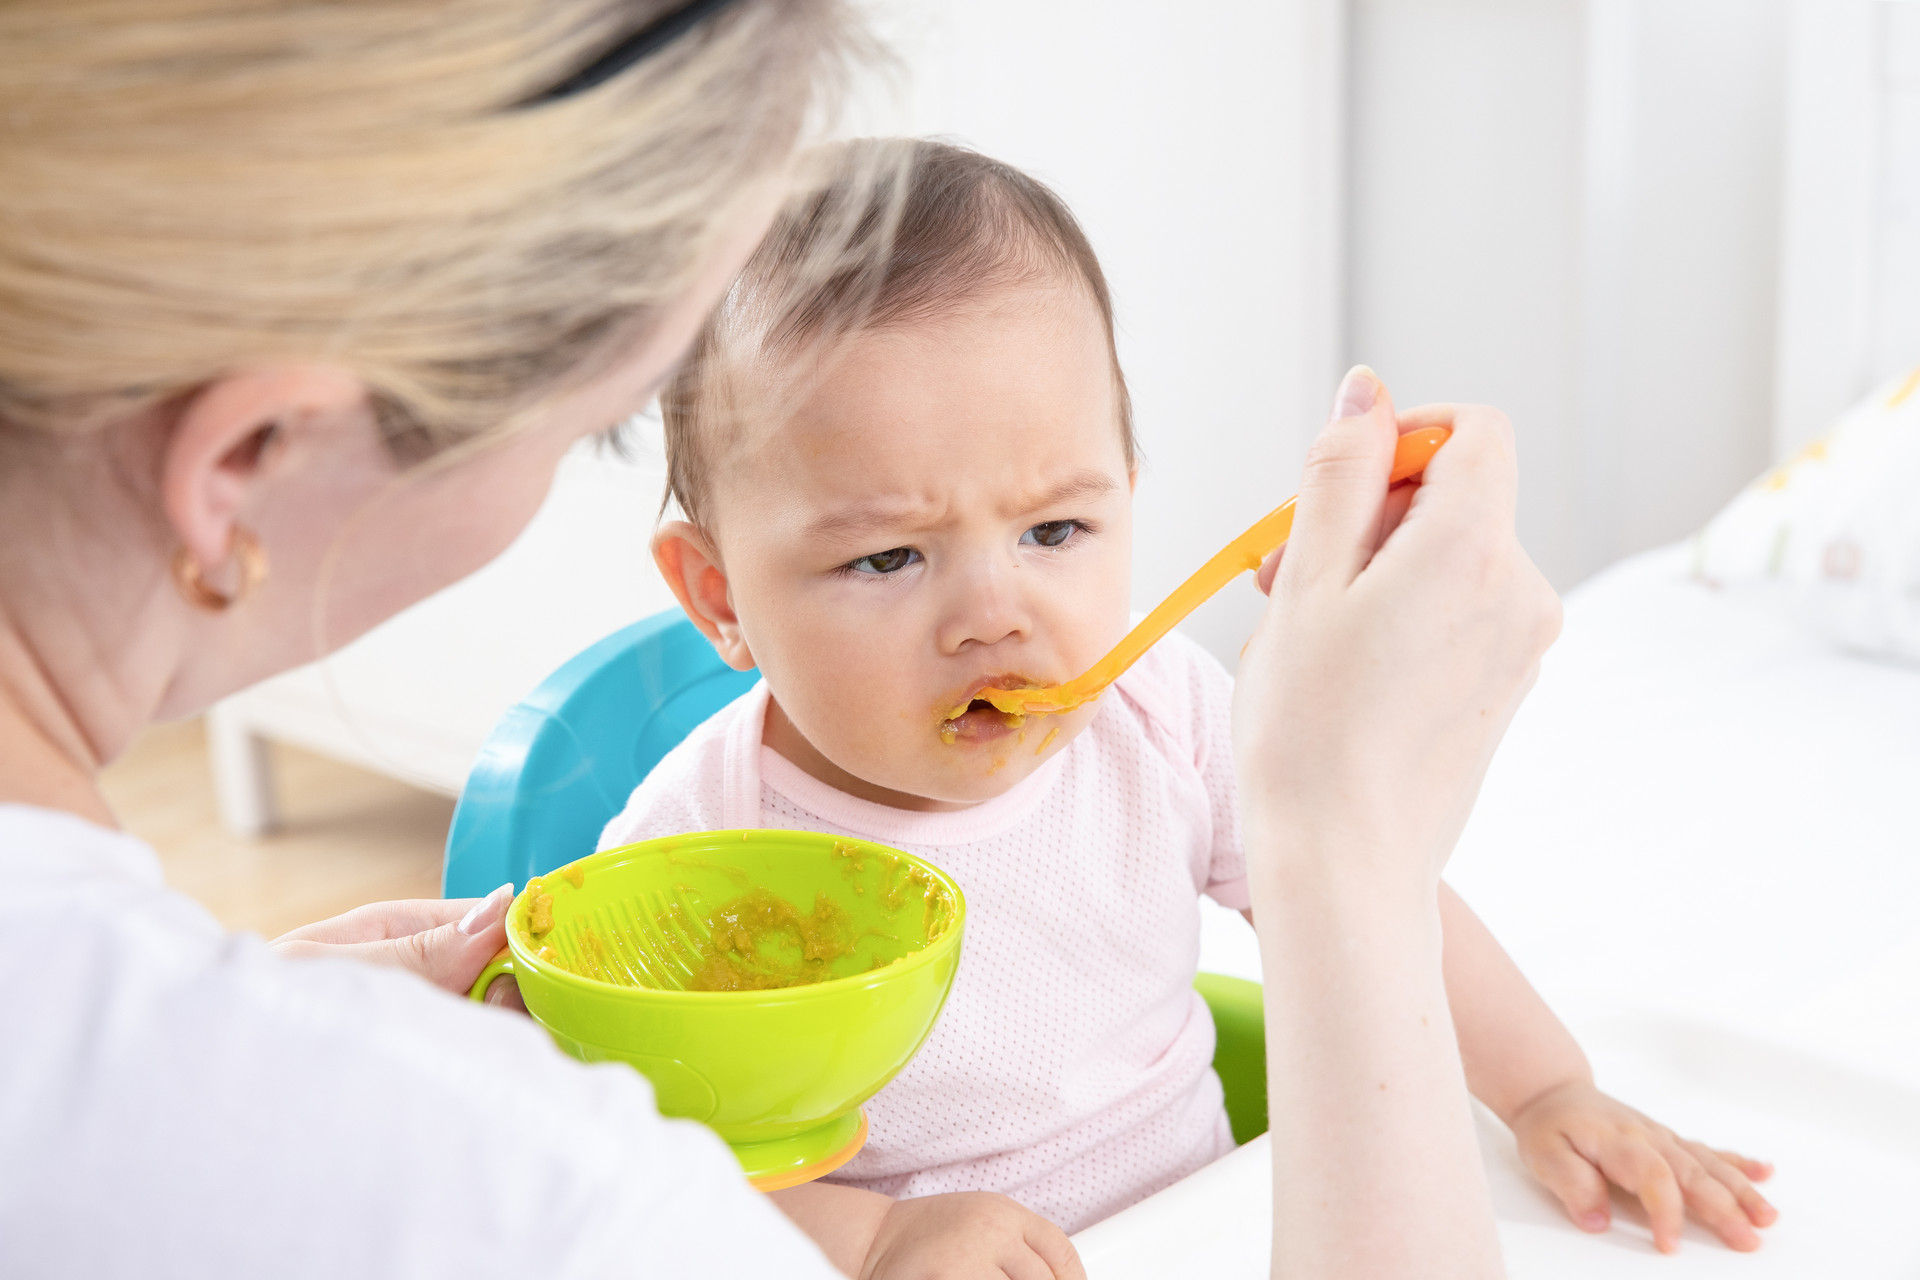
xmin=99 ymin=718 xmax=452 ymax=938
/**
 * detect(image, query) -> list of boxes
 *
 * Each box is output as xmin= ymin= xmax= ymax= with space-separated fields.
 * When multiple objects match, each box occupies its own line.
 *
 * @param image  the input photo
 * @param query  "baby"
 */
xmin=603 ymin=138 xmax=1776 ymax=1258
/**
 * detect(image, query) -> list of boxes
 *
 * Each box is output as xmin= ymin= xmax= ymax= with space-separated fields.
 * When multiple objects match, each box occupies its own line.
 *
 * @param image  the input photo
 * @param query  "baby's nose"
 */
xmin=935 ymin=558 xmax=1035 ymax=655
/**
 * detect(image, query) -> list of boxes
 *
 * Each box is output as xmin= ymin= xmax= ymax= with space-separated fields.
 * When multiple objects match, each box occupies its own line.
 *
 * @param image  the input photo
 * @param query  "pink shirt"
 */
xmin=599 ymin=631 xmax=1247 ymax=1232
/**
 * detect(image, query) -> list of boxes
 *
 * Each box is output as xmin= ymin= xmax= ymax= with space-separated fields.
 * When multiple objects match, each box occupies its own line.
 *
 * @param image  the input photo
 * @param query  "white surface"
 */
xmin=1073 ymin=1017 xmax=1920 ymax=1278
xmin=1203 ymin=540 xmax=1920 ymax=1062
xmin=1169 ymin=542 xmax=1920 ymax=1272
xmin=1449 ymin=543 xmax=1920 ymax=1090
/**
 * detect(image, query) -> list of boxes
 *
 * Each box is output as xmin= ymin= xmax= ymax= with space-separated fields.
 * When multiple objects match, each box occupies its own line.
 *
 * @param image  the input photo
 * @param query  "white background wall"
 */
xmin=1777 ymin=0 xmax=1920 ymax=455
xmin=1350 ymin=0 xmax=1789 ymax=587
xmin=867 ymin=0 xmax=1804 ymax=663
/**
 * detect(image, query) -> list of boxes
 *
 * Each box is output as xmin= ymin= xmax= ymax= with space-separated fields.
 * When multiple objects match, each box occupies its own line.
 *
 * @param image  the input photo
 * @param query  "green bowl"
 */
xmin=469 ymin=830 xmax=965 ymax=1188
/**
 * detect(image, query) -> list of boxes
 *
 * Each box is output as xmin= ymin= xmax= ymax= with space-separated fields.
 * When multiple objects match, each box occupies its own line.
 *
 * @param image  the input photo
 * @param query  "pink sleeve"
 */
xmin=1150 ymin=631 xmax=1248 ymax=912
xmin=1193 ymin=648 xmax=1248 ymax=912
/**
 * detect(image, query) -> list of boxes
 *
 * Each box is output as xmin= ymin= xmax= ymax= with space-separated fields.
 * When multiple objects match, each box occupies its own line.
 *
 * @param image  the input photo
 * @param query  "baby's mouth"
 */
xmin=938 ymin=677 xmax=1040 ymax=744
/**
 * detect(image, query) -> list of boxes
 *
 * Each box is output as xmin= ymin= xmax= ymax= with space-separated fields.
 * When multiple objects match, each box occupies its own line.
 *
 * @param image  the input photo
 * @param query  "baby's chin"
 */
xmin=773 ymin=693 xmax=1095 ymax=810
xmin=856 ymin=717 xmax=1083 ymax=807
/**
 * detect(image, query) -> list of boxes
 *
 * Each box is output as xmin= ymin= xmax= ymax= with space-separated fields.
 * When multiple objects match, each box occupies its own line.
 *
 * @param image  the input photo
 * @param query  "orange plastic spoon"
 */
xmin=957 ymin=426 xmax=1451 ymax=720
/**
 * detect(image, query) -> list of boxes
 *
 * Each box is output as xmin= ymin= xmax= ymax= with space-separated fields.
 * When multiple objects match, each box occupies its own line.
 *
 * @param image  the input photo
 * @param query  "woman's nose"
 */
xmin=934 ymin=554 xmax=1035 ymax=656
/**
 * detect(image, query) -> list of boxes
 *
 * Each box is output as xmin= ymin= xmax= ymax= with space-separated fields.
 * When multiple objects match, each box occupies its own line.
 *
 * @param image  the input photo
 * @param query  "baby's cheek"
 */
xmin=790 ymin=663 xmax=922 ymax=756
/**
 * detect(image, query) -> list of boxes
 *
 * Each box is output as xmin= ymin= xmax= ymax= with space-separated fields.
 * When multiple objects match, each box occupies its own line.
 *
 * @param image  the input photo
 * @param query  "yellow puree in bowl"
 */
xmin=682 ymin=847 xmax=958 ymax=991
xmin=526 ymin=844 xmax=955 ymax=993
xmin=684 ymin=888 xmax=860 ymax=991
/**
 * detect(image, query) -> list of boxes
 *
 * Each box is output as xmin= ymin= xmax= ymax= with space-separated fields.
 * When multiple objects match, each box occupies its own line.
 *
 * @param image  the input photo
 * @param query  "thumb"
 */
xmin=1282 ymin=365 xmax=1400 ymax=590
xmin=292 ymin=882 xmax=514 ymax=995
xmin=1025 ymin=1220 xmax=1087 ymax=1280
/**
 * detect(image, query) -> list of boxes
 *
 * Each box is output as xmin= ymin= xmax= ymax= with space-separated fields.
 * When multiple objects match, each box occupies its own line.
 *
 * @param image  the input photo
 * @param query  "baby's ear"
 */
xmin=653 ymin=522 xmax=755 ymax=671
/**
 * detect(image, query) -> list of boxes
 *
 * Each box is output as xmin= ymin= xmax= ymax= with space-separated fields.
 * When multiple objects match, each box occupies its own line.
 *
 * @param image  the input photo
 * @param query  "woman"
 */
xmin=0 ymin=2 xmax=1555 ymax=1276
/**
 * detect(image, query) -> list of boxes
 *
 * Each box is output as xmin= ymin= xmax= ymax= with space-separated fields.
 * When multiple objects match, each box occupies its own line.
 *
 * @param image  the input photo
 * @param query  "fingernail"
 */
xmin=458 ymin=883 xmax=514 ymax=936
xmin=1332 ymin=364 xmax=1379 ymax=419
xmin=1580 ymin=1212 xmax=1609 ymax=1231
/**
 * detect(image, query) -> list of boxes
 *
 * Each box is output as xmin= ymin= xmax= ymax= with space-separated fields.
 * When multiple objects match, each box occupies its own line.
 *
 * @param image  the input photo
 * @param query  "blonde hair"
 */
xmin=0 ymin=0 xmax=860 ymax=452
xmin=662 ymin=137 xmax=1134 ymax=528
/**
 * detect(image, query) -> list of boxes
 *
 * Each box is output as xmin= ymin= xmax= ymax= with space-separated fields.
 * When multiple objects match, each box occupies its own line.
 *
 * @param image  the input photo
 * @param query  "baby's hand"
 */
xmin=859 ymin=1191 xmax=1084 ymax=1280
xmin=1509 ymin=1080 xmax=1777 ymax=1253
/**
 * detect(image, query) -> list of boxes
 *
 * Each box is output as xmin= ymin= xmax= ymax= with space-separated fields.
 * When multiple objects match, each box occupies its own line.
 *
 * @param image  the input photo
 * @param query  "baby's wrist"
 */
xmin=1497 ymin=1071 xmax=1598 ymax=1129
xmin=769 ymin=1181 xmax=892 ymax=1277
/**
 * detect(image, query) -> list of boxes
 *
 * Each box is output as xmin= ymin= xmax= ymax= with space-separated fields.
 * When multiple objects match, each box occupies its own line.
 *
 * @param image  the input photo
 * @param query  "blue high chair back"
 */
xmin=443 ymin=608 xmax=1269 ymax=1144
xmin=443 ymin=610 xmax=758 ymax=899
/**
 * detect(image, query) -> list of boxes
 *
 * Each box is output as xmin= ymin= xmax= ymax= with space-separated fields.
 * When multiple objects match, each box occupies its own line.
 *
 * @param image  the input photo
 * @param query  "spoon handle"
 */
xmin=984 ymin=426 xmax=1450 ymax=716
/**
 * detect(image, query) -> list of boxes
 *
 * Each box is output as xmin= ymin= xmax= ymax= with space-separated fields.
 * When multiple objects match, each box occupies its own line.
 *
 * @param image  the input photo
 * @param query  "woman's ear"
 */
xmin=654 ymin=521 xmax=755 ymax=671
xmin=160 ymin=365 xmax=373 ymax=571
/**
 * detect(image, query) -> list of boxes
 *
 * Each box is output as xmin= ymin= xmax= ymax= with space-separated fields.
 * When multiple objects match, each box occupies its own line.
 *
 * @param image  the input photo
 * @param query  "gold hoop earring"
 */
xmin=171 ymin=526 xmax=268 ymax=613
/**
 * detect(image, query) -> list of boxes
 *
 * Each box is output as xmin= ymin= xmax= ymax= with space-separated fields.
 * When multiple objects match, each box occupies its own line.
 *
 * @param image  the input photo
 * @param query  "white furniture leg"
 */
xmin=206 ymin=701 xmax=278 ymax=837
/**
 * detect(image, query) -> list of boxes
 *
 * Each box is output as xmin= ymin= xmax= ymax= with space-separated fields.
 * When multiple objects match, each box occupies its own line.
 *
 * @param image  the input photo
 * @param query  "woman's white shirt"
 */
xmin=0 ymin=804 xmax=837 ymax=1279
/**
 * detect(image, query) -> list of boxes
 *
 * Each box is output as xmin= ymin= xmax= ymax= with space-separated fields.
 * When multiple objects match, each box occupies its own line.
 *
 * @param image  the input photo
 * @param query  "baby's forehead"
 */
xmin=741 ymin=286 xmax=1112 ymax=444
xmin=686 ymin=273 xmax=1129 ymax=540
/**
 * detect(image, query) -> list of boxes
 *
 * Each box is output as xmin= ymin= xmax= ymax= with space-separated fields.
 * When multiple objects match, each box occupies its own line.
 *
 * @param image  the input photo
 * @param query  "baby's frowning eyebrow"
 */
xmin=1019 ymin=468 xmax=1123 ymax=513
xmin=800 ymin=468 xmax=1122 ymax=544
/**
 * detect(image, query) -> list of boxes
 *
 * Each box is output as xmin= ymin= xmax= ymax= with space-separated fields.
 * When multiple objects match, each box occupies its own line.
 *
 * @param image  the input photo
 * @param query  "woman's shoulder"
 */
xmin=0 ymin=803 xmax=832 ymax=1278
xmin=0 ymin=802 xmax=165 ymax=881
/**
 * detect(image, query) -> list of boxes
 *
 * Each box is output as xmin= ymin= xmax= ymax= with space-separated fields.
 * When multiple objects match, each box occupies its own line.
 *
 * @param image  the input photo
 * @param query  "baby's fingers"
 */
xmin=1523 ymin=1134 xmax=1613 ymax=1233
xmin=1022 ymin=1218 xmax=1086 ymax=1280
xmin=1592 ymin=1139 xmax=1686 ymax=1253
xmin=1663 ymin=1143 xmax=1762 ymax=1252
xmin=1713 ymin=1146 xmax=1776 ymax=1184
xmin=1001 ymin=1252 xmax=1058 ymax=1280
xmin=1689 ymin=1141 xmax=1779 ymax=1227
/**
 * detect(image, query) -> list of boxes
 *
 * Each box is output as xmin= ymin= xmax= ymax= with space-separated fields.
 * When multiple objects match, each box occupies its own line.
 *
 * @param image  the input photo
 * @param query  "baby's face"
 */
xmin=707 ymin=280 xmax=1133 ymax=808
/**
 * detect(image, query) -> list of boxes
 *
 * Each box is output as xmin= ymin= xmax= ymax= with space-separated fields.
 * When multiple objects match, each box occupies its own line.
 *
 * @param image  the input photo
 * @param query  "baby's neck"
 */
xmin=762 ymin=696 xmax=977 ymax=814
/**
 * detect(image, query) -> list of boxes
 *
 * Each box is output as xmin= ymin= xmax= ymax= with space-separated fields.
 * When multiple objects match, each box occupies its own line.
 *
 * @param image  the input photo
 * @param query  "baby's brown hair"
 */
xmin=661 ymin=137 xmax=1135 ymax=527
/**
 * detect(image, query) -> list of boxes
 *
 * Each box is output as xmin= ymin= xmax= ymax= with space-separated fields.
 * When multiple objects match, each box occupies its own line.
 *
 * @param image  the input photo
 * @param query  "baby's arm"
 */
xmin=770 ymin=1182 xmax=1083 ymax=1279
xmin=1438 ymin=884 xmax=1777 ymax=1253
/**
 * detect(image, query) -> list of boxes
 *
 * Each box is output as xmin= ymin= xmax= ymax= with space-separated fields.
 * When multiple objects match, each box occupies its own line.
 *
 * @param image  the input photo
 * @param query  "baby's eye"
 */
xmin=846 ymin=546 xmax=921 ymax=575
xmin=1021 ymin=520 xmax=1083 ymax=549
